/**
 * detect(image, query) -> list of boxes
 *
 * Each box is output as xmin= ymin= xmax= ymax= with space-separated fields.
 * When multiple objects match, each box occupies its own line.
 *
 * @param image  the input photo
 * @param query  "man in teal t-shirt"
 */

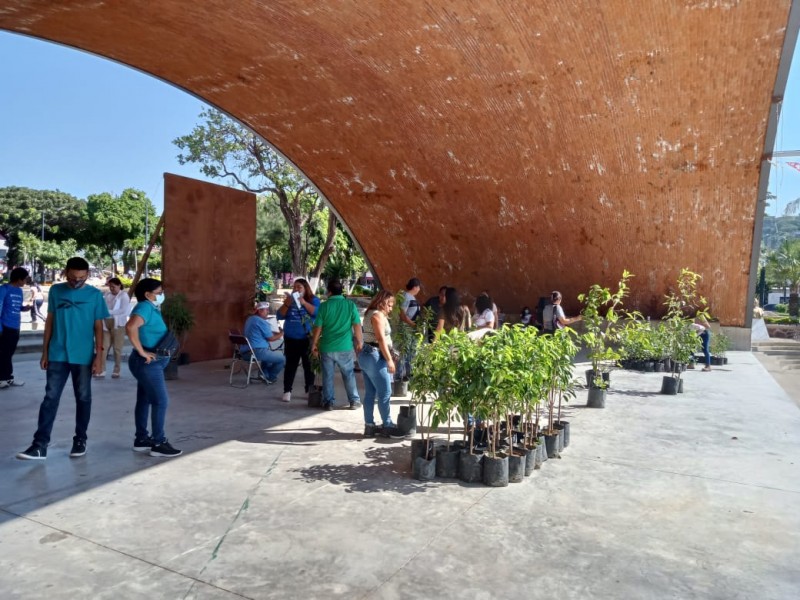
xmin=16 ymin=257 xmax=109 ymax=461
xmin=311 ymin=279 xmax=362 ymax=410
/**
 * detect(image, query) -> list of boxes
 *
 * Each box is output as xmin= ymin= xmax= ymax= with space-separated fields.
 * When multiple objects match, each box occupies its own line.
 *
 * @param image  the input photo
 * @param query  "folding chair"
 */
xmin=228 ymin=329 xmax=267 ymax=388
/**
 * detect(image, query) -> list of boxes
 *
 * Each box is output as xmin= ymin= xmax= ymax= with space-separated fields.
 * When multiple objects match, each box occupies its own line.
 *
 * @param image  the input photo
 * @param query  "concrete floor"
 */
xmin=1 ymin=351 xmax=799 ymax=599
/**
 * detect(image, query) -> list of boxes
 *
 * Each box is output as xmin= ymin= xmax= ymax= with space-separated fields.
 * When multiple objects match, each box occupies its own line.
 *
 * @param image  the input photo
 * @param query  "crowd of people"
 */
xmin=2 ymin=262 xmax=714 ymax=460
xmin=1 ymin=257 xmax=185 ymax=461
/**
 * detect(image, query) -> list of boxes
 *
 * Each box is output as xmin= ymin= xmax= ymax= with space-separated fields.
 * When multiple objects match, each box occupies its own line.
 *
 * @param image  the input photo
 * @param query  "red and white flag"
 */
xmin=787 ymin=161 xmax=800 ymax=174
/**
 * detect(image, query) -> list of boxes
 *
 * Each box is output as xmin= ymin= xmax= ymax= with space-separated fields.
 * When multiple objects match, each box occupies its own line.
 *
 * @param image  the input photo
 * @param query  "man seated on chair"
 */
xmin=242 ymin=302 xmax=285 ymax=384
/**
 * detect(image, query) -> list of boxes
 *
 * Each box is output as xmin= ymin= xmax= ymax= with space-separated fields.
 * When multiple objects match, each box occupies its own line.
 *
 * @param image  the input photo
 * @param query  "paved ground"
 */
xmin=1 ymin=350 xmax=799 ymax=599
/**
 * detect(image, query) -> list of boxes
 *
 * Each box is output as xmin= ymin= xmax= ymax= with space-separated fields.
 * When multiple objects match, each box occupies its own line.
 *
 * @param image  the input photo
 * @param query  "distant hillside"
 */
xmin=762 ymin=215 xmax=800 ymax=249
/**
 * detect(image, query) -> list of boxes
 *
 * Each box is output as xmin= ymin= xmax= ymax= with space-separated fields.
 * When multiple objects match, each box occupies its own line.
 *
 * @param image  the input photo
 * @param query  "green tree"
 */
xmin=255 ymin=194 xmax=290 ymax=281
xmin=0 ymin=186 xmax=86 ymax=264
xmin=39 ymin=238 xmax=78 ymax=281
xmin=85 ymin=188 xmax=156 ymax=274
xmin=174 ymin=109 xmax=339 ymax=279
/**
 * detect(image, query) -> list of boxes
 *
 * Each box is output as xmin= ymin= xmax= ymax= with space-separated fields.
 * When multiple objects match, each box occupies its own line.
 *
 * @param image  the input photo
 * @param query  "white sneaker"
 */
xmin=0 ymin=380 xmax=9 ymax=389
xmin=281 ymin=392 xmax=291 ymax=402
xmin=8 ymin=378 xmax=24 ymax=387
xmin=93 ymin=372 xmax=106 ymax=379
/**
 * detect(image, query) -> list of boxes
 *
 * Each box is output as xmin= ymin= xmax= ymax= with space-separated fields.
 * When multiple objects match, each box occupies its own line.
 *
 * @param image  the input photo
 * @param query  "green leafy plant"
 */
xmin=160 ymin=293 xmax=195 ymax=353
xmin=663 ymin=268 xmax=709 ymax=380
xmin=710 ymin=331 xmax=731 ymax=357
xmin=578 ymin=270 xmax=633 ymax=388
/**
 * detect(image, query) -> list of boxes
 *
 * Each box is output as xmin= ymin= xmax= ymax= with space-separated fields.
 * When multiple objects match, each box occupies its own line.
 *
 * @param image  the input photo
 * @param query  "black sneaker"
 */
xmin=364 ymin=423 xmax=377 ymax=437
xmin=349 ymin=401 xmax=362 ymax=410
xmin=133 ymin=437 xmax=154 ymax=452
xmin=16 ymin=445 xmax=47 ymax=460
xmin=69 ymin=440 xmax=87 ymax=458
xmin=322 ymin=403 xmax=334 ymax=411
xmin=149 ymin=441 xmax=182 ymax=458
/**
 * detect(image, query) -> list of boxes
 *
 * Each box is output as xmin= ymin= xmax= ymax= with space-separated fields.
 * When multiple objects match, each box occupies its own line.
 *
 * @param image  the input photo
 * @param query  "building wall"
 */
xmin=163 ymin=174 xmax=255 ymax=362
xmin=1 ymin=1 xmax=794 ymax=326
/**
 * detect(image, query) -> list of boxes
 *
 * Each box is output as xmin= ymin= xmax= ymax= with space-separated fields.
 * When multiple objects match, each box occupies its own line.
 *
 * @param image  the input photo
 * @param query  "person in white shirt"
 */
xmin=542 ymin=290 xmax=582 ymax=333
xmin=100 ymin=277 xmax=131 ymax=379
xmin=473 ymin=294 xmax=496 ymax=329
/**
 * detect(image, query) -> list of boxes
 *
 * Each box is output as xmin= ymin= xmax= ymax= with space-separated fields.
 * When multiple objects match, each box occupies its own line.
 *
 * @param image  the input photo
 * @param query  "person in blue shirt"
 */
xmin=16 ymin=257 xmax=109 ymax=461
xmin=275 ymin=278 xmax=320 ymax=403
xmin=243 ymin=302 xmax=285 ymax=384
xmin=125 ymin=278 xmax=182 ymax=458
xmin=0 ymin=267 xmax=29 ymax=389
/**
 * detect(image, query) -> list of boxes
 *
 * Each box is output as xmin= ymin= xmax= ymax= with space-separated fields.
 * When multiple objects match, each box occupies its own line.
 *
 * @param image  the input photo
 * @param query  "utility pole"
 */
xmin=144 ymin=208 xmax=149 ymax=277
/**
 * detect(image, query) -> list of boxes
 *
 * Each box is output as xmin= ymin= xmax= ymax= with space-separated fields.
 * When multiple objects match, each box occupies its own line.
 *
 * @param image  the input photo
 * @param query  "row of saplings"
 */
xmin=400 ymin=267 xmax=719 ymax=484
xmin=578 ymin=268 xmax=721 ymax=405
xmin=404 ymin=325 xmax=579 ymax=486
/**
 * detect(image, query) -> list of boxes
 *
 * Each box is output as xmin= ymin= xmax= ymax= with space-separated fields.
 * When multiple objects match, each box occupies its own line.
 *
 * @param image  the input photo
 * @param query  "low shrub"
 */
xmin=764 ymin=316 xmax=799 ymax=324
xmin=775 ymin=303 xmax=788 ymax=314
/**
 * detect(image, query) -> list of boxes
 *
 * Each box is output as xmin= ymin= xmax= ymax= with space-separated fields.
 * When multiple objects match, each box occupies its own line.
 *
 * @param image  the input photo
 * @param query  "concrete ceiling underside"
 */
xmin=0 ymin=0 xmax=795 ymax=324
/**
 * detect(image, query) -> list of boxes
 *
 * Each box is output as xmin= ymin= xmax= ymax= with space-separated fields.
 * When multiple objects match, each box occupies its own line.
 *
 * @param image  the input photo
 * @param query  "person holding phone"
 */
xmin=276 ymin=278 xmax=320 ymax=402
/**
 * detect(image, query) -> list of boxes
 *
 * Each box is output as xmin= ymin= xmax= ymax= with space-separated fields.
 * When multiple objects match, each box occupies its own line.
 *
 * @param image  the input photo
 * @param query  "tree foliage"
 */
xmin=0 ymin=186 xmax=86 ymax=264
xmin=174 ymin=109 xmax=340 ymax=279
xmin=85 ymin=188 xmax=156 ymax=273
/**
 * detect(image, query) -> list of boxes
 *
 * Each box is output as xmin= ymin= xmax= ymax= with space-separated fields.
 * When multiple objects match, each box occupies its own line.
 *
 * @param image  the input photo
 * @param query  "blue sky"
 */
xmin=1 ymin=30 xmax=799 ymax=216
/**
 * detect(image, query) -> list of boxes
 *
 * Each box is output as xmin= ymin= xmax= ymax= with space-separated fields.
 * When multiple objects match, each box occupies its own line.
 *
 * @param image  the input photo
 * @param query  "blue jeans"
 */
xmin=33 ymin=361 xmax=92 ymax=447
xmin=699 ymin=330 xmax=711 ymax=367
xmin=129 ymin=353 xmax=171 ymax=444
xmin=359 ymin=345 xmax=393 ymax=427
xmin=321 ymin=351 xmax=360 ymax=406
xmin=253 ymin=347 xmax=285 ymax=380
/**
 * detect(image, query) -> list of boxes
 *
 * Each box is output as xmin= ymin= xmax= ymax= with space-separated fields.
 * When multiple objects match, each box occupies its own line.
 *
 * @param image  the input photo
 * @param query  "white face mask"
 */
xmin=152 ymin=293 xmax=165 ymax=307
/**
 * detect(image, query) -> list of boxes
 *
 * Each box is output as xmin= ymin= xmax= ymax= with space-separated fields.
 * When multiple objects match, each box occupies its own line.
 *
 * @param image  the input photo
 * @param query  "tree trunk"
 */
xmin=310 ymin=211 xmax=338 ymax=280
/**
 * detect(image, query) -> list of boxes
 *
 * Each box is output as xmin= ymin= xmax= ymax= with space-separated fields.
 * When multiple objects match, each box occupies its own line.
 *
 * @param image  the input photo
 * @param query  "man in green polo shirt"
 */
xmin=16 ymin=257 xmax=109 ymax=461
xmin=311 ymin=279 xmax=362 ymax=410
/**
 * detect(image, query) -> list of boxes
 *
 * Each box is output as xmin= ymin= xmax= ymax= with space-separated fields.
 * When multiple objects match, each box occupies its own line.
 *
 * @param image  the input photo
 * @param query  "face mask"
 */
xmin=152 ymin=293 xmax=165 ymax=306
xmin=67 ymin=279 xmax=86 ymax=289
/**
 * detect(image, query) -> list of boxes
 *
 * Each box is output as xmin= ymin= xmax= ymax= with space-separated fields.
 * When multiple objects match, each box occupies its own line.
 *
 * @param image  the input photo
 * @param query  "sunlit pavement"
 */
xmin=1 ymin=350 xmax=799 ymax=599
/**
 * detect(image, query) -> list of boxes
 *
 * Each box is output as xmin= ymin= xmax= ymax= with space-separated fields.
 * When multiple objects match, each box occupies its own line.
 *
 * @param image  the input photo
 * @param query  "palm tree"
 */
xmin=766 ymin=239 xmax=800 ymax=315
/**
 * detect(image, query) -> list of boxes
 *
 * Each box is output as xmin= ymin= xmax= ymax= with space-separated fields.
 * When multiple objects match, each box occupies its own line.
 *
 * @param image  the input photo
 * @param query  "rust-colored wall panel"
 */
xmin=1 ymin=1 xmax=793 ymax=325
xmin=163 ymin=174 xmax=255 ymax=362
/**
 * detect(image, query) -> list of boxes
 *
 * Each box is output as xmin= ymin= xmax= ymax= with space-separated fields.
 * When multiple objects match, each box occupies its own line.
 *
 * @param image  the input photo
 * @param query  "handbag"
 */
xmin=152 ymin=330 xmax=180 ymax=357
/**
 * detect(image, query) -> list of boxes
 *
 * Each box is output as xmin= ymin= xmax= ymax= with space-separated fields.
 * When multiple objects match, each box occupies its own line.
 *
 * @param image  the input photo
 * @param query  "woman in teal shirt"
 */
xmin=126 ymin=278 xmax=181 ymax=458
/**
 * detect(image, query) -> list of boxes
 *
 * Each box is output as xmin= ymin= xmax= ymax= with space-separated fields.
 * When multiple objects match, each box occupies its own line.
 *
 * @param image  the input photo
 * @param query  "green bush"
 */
xmin=776 ymin=303 xmax=788 ymax=314
xmin=764 ymin=316 xmax=799 ymax=324
xmin=350 ymin=285 xmax=375 ymax=297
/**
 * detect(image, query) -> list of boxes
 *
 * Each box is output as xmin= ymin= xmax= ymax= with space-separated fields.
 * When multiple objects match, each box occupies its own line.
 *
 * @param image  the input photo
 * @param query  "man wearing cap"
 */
xmin=243 ymin=302 xmax=285 ymax=384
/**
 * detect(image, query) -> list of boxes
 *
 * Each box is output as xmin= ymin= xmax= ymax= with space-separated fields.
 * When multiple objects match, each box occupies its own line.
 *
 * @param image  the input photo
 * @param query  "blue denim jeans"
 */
xmin=321 ymin=351 xmax=360 ymax=406
xmin=253 ymin=347 xmax=286 ymax=380
xmin=359 ymin=345 xmax=393 ymax=427
xmin=33 ymin=361 xmax=92 ymax=447
xmin=129 ymin=353 xmax=171 ymax=444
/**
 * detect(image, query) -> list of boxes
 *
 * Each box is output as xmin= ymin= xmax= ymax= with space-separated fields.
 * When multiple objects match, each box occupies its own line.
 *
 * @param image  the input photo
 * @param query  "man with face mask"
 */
xmin=242 ymin=302 xmax=285 ymax=384
xmin=16 ymin=257 xmax=109 ymax=460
